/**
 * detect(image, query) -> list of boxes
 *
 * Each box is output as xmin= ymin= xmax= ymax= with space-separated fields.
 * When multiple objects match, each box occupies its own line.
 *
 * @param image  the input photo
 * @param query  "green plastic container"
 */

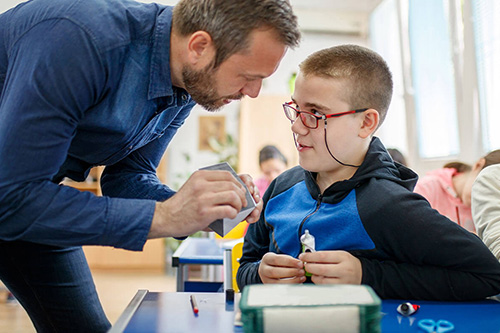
xmin=239 ymin=284 xmax=381 ymax=333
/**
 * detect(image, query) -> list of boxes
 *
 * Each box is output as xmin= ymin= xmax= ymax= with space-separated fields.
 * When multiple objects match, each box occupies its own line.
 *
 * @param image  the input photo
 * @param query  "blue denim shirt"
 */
xmin=0 ymin=0 xmax=196 ymax=250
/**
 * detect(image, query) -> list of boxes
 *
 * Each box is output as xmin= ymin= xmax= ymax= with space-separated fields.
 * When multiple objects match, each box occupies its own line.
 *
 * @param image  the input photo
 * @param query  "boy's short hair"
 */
xmin=299 ymin=44 xmax=393 ymax=126
xmin=173 ymin=0 xmax=301 ymax=69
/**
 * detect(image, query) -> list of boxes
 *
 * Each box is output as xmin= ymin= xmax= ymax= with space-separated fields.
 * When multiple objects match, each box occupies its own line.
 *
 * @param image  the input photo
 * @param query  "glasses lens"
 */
xmin=284 ymin=104 xmax=297 ymax=121
xmin=283 ymin=104 xmax=317 ymax=128
xmin=300 ymin=113 xmax=317 ymax=128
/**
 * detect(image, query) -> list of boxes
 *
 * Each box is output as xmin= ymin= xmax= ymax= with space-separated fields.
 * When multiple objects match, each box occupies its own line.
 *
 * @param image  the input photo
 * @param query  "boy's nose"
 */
xmin=291 ymin=116 xmax=308 ymax=135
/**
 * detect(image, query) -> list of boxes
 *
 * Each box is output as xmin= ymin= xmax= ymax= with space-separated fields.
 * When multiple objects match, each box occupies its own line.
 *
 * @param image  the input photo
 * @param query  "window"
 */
xmin=408 ymin=0 xmax=459 ymax=158
xmin=472 ymin=1 xmax=500 ymax=151
xmin=370 ymin=0 xmax=408 ymax=157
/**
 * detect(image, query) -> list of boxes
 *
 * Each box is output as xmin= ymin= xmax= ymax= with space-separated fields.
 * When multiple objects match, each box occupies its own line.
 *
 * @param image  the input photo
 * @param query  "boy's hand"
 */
xmin=259 ymin=252 xmax=306 ymax=284
xmin=298 ymin=250 xmax=362 ymax=285
xmin=238 ymin=173 xmax=263 ymax=224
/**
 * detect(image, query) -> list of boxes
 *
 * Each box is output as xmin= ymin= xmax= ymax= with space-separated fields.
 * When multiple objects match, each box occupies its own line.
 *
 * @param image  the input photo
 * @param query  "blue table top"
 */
xmin=172 ymin=238 xmax=224 ymax=266
xmin=121 ymin=292 xmax=239 ymax=333
xmin=381 ymin=298 xmax=500 ymax=332
xmin=113 ymin=291 xmax=500 ymax=333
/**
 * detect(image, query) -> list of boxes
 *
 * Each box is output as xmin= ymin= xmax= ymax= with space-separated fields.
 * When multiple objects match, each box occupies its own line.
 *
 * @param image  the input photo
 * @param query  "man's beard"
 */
xmin=182 ymin=64 xmax=243 ymax=112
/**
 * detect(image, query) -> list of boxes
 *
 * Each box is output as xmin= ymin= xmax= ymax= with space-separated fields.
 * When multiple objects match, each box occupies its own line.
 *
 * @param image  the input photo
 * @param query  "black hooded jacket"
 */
xmin=237 ymin=137 xmax=500 ymax=300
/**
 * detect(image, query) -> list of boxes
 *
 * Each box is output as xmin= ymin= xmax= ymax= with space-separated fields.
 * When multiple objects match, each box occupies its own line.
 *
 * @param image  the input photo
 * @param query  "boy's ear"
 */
xmin=186 ymin=31 xmax=215 ymax=68
xmin=359 ymin=109 xmax=379 ymax=139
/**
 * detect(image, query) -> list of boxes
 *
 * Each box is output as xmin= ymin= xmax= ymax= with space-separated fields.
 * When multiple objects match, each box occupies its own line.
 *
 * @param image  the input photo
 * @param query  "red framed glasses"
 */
xmin=282 ymin=101 xmax=368 ymax=129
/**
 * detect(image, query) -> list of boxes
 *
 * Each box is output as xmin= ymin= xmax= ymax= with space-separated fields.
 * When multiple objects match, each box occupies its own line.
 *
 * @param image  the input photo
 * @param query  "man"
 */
xmin=0 ymin=0 xmax=300 ymax=331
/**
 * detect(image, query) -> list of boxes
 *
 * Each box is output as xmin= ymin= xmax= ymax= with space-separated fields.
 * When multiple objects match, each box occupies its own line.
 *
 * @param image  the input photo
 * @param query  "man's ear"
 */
xmin=359 ymin=109 xmax=379 ymax=139
xmin=186 ymin=31 xmax=215 ymax=68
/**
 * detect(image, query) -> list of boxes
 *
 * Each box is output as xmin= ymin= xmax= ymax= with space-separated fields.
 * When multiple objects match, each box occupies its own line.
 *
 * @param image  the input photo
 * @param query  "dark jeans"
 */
xmin=0 ymin=241 xmax=111 ymax=332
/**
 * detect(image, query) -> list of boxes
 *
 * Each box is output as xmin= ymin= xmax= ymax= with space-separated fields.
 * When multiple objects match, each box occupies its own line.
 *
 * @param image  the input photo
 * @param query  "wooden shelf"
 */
xmin=83 ymin=239 xmax=165 ymax=272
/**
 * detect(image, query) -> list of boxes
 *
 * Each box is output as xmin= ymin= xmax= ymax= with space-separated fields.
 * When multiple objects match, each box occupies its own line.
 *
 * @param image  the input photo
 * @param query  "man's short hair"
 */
xmin=299 ymin=44 xmax=393 ymax=126
xmin=173 ymin=0 xmax=301 ymax=69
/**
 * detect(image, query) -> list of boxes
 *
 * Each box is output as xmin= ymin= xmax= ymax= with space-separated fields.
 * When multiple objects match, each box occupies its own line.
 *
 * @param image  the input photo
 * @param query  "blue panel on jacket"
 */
xmin=265 ymin=181 xmax=375 ymax=257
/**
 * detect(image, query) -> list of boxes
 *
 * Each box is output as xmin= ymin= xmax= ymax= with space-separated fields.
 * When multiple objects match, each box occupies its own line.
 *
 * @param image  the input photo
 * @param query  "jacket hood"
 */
xmin=305 ymin=137 xmax=418 ymax=202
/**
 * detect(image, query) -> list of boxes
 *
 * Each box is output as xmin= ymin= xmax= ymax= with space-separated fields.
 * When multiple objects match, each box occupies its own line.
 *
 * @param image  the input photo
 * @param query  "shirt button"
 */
xmin=181 ymin=94 xmax=187 ymax=101
xmin=128 ymin=145 xmax=133 ymax=150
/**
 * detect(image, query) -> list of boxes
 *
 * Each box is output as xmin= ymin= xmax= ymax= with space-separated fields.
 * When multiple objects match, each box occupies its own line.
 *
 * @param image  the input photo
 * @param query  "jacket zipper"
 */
xmin=298 ymin=194 xmax=323 ymax=249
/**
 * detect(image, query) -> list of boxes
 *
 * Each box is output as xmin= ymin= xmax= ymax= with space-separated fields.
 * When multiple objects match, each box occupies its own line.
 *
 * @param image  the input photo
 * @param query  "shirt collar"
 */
xmin=148 ymin=6 xmax=175 ymax=100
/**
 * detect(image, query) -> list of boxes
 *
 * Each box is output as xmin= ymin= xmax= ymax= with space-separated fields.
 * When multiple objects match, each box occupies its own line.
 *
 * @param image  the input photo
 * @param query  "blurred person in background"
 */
xmin=255 ymin=145 xmax=288 ymax=196
xmin=414 ymin=150 xmax=500 ymax=232
xmin=387 ymin=148 xmax=407 ymax=166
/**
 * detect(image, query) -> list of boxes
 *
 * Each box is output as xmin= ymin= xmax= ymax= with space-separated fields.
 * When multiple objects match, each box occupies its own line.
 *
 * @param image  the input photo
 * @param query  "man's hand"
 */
xmin=237 ymin=173 xmax=262 ymax=224
xmin=148 ymin=170 xmax=250 ymax=238
xmin=258 ymin=252 xmax=305 ymax=284
xmin=298 ymin=250 xmax=362 ymax=285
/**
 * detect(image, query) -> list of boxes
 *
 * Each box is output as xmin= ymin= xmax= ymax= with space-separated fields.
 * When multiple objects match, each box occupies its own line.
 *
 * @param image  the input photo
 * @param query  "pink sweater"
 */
xmin=414 ymin=168 xmax=475 ymax=232
xmin=254 ymin=176 xmax=270 ymax=197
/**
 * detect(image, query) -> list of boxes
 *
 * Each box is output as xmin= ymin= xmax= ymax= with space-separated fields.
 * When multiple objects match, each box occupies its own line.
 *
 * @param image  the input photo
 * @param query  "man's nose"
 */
xmin=241 ymin=79 xmax=262 ymax=98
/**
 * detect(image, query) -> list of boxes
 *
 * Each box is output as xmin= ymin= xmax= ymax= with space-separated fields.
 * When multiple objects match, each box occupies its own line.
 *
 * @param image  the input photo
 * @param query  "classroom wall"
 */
xmin=0 ymin=1 xmax=19 ymax=13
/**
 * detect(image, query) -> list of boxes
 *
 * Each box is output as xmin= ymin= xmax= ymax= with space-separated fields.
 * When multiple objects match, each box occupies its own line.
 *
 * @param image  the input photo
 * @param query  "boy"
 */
xmin=237 ymin=45 xmax=500 ymax=300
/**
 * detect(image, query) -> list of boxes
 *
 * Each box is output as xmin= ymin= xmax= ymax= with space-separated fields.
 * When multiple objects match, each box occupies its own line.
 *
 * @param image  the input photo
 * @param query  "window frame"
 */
xmin=373 ymin=0 xmax=486 ymax=175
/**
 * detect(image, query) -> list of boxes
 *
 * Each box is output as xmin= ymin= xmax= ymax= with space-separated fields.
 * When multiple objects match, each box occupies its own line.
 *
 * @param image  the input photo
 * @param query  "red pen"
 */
xmin=190 ymin=295 xmax=199 ymax=315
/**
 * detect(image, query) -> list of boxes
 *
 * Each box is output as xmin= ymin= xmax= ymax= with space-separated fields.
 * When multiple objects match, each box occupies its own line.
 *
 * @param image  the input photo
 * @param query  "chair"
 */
xmin=231 ymin=242 xmax=243 ymax=293
xmin=218 ymin=221 xmax=246 ymax=293
xmin=223 ymin=241 xmax=244 ymax=293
